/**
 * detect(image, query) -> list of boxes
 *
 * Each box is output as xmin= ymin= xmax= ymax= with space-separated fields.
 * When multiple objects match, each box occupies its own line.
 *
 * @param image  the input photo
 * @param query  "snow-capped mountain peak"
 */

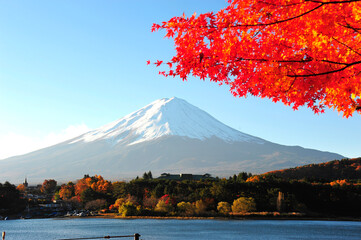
xmin=71 ymin=97 xmax=264 ymax=145
xmin=0 ymin=97 xmax=343 ymax=183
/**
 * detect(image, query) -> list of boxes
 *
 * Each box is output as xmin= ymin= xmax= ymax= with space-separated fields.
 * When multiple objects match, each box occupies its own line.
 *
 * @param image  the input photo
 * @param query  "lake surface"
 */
xmin=1 ymin=218 xmax=361 ymax=240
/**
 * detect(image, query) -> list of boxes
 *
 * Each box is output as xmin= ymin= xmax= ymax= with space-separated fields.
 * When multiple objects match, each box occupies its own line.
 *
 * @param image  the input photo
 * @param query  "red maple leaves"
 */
xmin=150 ymin=0 xmax=361 ymax=117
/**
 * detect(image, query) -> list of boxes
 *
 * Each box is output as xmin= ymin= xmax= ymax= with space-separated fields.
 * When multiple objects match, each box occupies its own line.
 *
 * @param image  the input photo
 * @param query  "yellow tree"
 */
xmin=232 ymin=197 xmax=257 ymax=213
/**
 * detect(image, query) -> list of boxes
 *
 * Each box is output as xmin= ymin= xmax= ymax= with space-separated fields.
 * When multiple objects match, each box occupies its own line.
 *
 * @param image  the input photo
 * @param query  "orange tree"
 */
xmin=59 ymin=182 xmax=75 ymax=200
xmin=151 ymin=0 xmax=361 ymax=117
xmin=74 ymin=175 xmax=113 ymax=203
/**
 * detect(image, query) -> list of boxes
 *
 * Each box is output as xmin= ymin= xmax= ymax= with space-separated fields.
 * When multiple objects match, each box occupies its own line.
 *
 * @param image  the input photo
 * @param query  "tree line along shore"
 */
xmin=1 ymin=158 xmax=361 ymax=220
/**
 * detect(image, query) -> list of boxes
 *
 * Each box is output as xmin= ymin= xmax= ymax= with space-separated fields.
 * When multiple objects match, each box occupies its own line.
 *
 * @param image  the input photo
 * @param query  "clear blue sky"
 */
xmin=0 ymin=0 xmax=360 ymax=160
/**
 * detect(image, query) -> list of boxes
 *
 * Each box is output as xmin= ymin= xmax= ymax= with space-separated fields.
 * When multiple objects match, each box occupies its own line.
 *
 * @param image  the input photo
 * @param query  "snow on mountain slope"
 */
xmin=0 ymin=97 xmax=344 ymax=183
xmin=71 ymin=97 xmax=264 ymax=145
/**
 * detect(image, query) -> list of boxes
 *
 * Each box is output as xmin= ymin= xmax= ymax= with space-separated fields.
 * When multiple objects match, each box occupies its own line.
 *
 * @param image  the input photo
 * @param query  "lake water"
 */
xmin=1 ymin=218 xmax=361 ymax=240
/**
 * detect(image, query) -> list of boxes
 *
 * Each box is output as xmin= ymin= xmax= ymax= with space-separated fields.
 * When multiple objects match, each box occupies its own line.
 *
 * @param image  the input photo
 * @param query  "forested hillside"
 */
xmin=265 ymin=158 xmax=361 ymax=182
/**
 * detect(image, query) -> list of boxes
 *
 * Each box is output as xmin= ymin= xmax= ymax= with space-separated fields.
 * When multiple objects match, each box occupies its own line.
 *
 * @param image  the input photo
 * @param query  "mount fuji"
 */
xmin=0 ymin=97 xmax=343 ymax=183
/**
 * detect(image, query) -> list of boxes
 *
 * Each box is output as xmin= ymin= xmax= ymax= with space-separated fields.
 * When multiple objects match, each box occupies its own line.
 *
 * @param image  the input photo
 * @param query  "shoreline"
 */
xmin=6 ymin=212 xmax=361 ymax=222
xmin=88 ymin=213 xmax=361 ymax=222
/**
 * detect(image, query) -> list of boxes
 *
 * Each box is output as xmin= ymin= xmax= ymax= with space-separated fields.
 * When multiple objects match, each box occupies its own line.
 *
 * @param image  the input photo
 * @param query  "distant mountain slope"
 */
xmin=264 ymin=158 xmax=361 ymax=181
xmin=0 ymin=97 xmax=343 ymax=184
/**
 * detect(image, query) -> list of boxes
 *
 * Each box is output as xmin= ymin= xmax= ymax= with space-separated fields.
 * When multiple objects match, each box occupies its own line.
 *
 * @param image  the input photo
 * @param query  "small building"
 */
xmin=157 ymin=173 xmax=213 ymax=181
xmin=23 ymin=178 xmax=28 ymax=188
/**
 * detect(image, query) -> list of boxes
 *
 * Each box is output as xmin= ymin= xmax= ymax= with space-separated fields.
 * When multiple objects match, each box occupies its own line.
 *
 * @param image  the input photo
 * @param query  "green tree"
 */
xmin=0 ymin=182 xmax=26 ymax=215
xmin=41 ymin=179 xmax=57 ymax=194
xmin=112 ymin=181 xmax=127 ymax=199
xmin=143 ymin=172 xmax=149 ymax=180
xmin=210 ymin=182 xmax=228 ymax=202
xmin=80 ymin=188 xmax=99 ymax=203
xmin=237 ymin=172 xmax=252 ymax=182
xmin=152 ymin=184 xmax=165 ymax=198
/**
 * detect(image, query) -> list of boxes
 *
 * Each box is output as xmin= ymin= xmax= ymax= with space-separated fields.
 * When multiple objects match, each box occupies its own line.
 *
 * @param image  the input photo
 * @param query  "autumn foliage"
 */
xmin=57 ymin=175 xmax=112 ymax=204
xmin=40 ymin=179 xmax=57 ymax=194
xmin=59 ymin=182 xmax=75 ymax=200
xmin=16 ymin=184 xmax=26 ymax=192
xmin=151 ymin=0 xmax=361 ymax=117
xmin=3 ymin=168 xmax=361 ymax=217
xmin=265 ymin=157 xmax=361 ymax=181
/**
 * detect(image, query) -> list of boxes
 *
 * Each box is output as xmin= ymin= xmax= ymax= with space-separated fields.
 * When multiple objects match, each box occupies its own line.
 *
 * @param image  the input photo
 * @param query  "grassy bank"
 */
xmin=92 ymin=212 xmax=361 ymax=222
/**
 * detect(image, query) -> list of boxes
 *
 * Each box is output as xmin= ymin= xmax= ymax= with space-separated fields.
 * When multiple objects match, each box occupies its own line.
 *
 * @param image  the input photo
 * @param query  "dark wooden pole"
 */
xmin=134 ymin=233 xmax=140 ymax=240
xmin=2 ymin=231 xmax=5 ymax=240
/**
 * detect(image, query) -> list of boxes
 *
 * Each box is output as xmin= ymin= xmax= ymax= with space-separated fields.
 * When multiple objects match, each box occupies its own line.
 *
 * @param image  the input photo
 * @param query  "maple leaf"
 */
xmin=155 ymin=60 xmax=163 ymax=67
xmin=152 ymin=0 xmax=361 ymax=117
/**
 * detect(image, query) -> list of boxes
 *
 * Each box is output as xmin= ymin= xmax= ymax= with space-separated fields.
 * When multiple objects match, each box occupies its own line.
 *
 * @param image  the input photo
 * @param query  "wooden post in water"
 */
xmin=134 ymin=233 xmax=140 ymax=240
xmin=2 ymin=231 xmax=5 ymax=240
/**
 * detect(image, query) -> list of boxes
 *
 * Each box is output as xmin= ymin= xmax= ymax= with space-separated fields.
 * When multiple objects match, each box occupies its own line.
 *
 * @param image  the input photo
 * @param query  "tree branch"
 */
xmin=231 ymin=57 xmax=355 ymax=66
xmin=332 ymin=37 xmax=361 ymax=57
xmin=190 ymin=0 xmax=360 ymax=30
xmin=286 ymin=61 xmax=361 ymax=77
xmin=230 ymin=4 xmax=324 ymax=28
xmin=305 ymin=0 xmax=361 ymax=4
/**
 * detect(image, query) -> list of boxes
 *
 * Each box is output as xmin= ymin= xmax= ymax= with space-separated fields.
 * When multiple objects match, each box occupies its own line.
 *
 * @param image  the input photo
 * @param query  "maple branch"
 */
xmin=332 ymin=37 xmax=361 ymax=57
xmin=233 ymin=57 xmax=314 ymax=63
xmin=232 ymin=57 xmax=355 ymax=66
xmin=258 ymin=1 xmax=304 ymax=7
xmin=320 ymin=60 xmax=349 ymax=65
xmin=230 ymin=4 xmax=324 ymax=27
xmin=285 ymin=68 xmax=298 ymax=92
xmin=340 ymin=23 xmax=361 ymax=33
xmin=287 ymin=60 xmax=361 ymax=77
xmin=190 ymin=3 xmax=324 ymax=30
xmin=229 ymin=0 xmax=361 ymax=29
xmin=305 ymin=0 xmax=361 ymax=4
xmin=193 ymin=0 xmax=360 ymax=31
